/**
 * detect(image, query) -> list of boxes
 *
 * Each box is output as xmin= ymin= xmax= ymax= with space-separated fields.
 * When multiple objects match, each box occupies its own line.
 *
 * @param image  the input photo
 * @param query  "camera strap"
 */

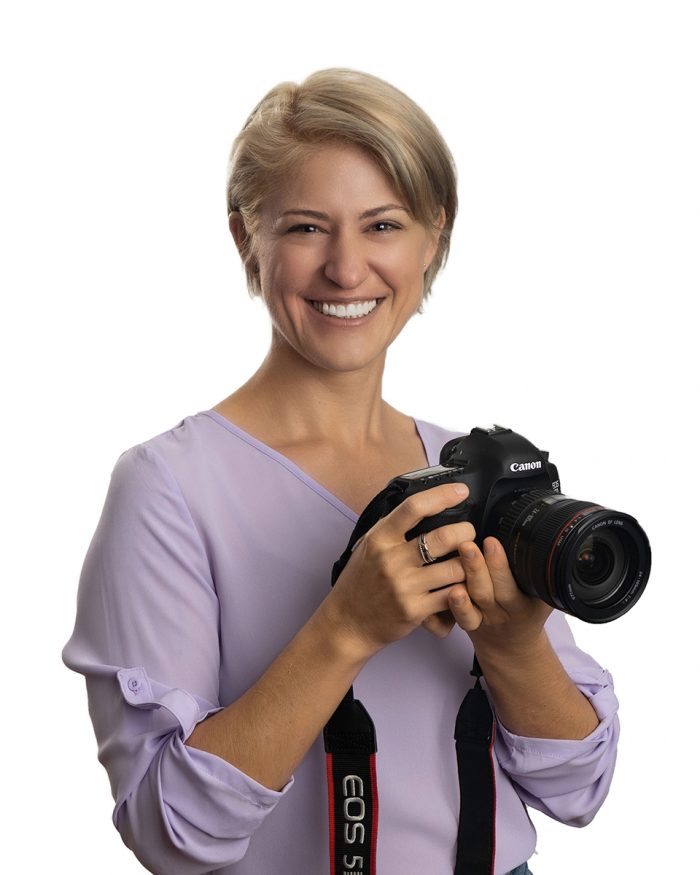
xmin=324 ymin=496 xmax=497 ymax=875
xmin=323 ymin=658 xmax=496 ymax=875
xmin=453 ymin=657 xmax=497 ymax=874
xmin=323 ymin=496 xmax=391 ymax=875
xmin=323 ymin=688 xmax=378 ymax=875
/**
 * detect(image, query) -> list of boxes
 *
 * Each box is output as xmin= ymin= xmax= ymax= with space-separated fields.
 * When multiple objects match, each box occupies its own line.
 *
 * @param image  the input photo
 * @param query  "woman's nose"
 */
xmin=322 ymin=232 xmax=370 ymax=289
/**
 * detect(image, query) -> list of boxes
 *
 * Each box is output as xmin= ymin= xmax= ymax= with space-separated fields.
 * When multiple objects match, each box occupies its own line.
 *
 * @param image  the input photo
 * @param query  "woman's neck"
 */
xmin=215 ymin=337 xmax=403 ymax=450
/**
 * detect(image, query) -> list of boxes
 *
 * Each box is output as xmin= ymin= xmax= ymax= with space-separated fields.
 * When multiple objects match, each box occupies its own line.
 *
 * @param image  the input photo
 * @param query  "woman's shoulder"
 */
xmin=118 ymin=409 xmax=223 ymax=457
xmin=413 ymin=416 xmax=466 ymax=442
xmin=112 ymin=409 xmax=256 ymax=488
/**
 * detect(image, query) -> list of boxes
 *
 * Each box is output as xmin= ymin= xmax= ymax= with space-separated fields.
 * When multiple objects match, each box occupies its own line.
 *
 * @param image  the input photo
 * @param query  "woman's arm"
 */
xmin=448 ymin=536 xmax=599 ymax=739
xmin=474 ymin=628 xmax=600 ymax=739
xmin=185 ymin=601 xmax=369 ymax=791
xmin=187 ymin=481 xmax=475 ymax=789
xmin=64 ymin=441 xmax=475 ymax=871
xmin=448 ymin=536 xmax=619 ymax=827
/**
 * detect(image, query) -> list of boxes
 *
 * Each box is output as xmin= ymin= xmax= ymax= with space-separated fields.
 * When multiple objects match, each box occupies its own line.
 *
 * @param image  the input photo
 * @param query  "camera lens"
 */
xmin=576 ymin=540 xmax=613 ymax=584
xmin=497 ymin=490 xmax=651 ymax=623
xmin=572 ymin=532 xmax=626 ymax=602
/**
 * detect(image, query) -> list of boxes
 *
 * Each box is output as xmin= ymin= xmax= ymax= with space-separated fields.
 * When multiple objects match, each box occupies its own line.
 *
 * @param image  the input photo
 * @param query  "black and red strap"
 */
xmin=324 ymin=691 xmax=378 ymax=874
xmin=324 ymin=660 xmax=496 ymax=875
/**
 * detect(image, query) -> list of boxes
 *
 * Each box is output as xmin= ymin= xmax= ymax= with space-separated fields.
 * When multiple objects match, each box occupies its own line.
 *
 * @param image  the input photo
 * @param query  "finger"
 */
xmin=373 ymin=483 xmax=469 ymax=546
xmin=419 ymin=580 xmax=464 ymax=617
xmin=422 ymin=610 xmax=456 ymax=639
xmin=421 ymin=556 xmax=467 ymax=592
xmin=482 ymin=537 xmax=523 ymax=609
xmin=483 ymin=537 xmax=554 ymax=621
xmin=412 ymin=521 xmax=476 ymax=565
xmin=458 ymin=542 xmax=509 ymax=623
xmin=447 ymin=584 xmax=484 ymax=632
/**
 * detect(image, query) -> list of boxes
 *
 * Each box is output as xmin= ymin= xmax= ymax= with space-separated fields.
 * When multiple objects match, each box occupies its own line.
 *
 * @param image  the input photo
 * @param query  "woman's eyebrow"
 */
xmin=276 ymin=204 xmax=410 ymax=221
xmin=360 ymin=204 xmax=409 ymax=219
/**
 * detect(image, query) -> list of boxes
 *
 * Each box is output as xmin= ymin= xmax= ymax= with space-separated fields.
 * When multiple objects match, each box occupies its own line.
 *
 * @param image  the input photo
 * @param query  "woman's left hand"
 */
xmin=447 ymin=536 xmax=553 ymax=656
xmin=421 ymin=535 xmax=601 ymax=740
xmin=446 ymin=536 xmax=602 ymax=741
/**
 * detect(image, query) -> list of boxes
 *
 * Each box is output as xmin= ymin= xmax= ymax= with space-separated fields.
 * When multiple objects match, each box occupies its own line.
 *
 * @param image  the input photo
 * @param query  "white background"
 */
xmin=2 ymin=1 xmax=698 ymax=872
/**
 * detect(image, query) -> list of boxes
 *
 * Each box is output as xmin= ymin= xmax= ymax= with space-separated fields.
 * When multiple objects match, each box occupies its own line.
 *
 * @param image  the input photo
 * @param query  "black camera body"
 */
xmin=334 ymin=425 xmax=651 ymax=623
xmin=400 ymin=423 xmax=562 ymax=537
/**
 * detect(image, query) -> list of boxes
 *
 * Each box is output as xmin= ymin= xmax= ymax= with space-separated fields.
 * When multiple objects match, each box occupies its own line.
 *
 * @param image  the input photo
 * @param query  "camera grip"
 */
xmin=404 ymin=497 xmax=473 ymax=542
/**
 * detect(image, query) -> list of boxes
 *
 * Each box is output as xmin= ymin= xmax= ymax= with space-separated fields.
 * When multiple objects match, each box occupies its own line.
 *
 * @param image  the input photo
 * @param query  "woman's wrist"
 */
xmin=474 ymin=630 xmax=599 ymax=739
xmin=473 ymin=627 xmax=551 ymax=673
xmin=313 ymin=594 xmax=381 ymax=668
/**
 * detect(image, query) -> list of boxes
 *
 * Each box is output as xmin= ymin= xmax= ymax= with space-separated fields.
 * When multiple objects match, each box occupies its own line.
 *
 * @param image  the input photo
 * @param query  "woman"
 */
xmin=63 ymin=69 xmax=619 ymax=875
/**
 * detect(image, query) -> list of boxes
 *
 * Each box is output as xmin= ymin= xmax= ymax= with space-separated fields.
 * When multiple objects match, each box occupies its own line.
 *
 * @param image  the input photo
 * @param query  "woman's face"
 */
xmin=241 ymin=144 xmax=442 ymax=375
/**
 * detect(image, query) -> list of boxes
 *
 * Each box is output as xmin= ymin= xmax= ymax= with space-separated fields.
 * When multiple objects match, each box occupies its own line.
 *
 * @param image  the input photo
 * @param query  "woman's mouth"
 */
xmin=308 ymin=298 xmax=380 ymax=320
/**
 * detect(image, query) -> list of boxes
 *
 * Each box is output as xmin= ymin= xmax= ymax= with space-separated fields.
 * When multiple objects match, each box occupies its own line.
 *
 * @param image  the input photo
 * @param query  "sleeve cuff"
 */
xmin=115 ymin=666 xmax=293 ymax=829
xmin=492 ymin=666 xmax=620 ymax=825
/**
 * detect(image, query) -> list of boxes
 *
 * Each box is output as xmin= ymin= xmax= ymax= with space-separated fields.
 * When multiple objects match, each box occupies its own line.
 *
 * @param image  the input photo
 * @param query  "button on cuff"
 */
xmin=117 ymin=667 xmax=154 ymax=705
xmin=116 ymin=667 xmax=203 ymax=737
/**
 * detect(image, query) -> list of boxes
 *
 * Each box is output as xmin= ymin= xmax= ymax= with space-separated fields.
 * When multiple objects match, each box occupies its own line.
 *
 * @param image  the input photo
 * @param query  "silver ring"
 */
xmin=418 ymin=532 xmax=437 ymax=565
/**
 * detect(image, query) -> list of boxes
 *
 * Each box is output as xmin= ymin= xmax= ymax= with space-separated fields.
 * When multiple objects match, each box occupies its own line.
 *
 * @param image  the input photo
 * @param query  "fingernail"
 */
xmin=484 ymin=538 xmax=496 ymax=556
xmin=453 ymin=483 xmax=468 ymax=496
xmin=451 ymin=590 xmax=466 ymax=606
xmin=461 ymin=544 xmax=476 ymax=560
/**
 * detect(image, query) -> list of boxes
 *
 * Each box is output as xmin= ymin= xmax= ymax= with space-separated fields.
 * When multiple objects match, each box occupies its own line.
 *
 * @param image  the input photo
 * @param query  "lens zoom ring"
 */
xmin=497 ymin=489 xmax=557 ymax=543
xmin=499 ymin=492 xmax=599 ymax=607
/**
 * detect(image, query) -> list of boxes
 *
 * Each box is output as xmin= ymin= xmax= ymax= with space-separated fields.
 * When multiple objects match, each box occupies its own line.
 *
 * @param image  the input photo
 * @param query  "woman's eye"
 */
xmin=288 ymin=224 xmax=320 ymax=234
xmin=286 ymin=221 xmax=399 ymax=234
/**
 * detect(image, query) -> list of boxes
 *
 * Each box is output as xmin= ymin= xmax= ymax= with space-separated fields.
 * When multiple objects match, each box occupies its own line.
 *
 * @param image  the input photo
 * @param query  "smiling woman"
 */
xmin=226 ymin=68 xmax=456 ymax=305
xmin=63 ymin=68 xmax=618 ymax=875
xmin=231 ymin=143 xmax=444 ymax=377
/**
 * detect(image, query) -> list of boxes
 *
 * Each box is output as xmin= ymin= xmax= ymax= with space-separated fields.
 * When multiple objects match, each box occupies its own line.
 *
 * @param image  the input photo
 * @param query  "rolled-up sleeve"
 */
xmin=63 ymin=444 xmax=291 ymax=874
xmin=493 ymin=612 xmax=620 ymax=827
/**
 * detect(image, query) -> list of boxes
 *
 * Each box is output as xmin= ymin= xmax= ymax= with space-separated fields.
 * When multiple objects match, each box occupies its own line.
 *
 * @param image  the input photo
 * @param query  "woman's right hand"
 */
xmin=320 ymin=483 xmax=476 ymax=659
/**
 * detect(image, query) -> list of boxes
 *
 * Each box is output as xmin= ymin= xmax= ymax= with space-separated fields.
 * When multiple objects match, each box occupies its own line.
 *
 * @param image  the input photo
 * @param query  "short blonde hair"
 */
xmin=226 ymin=68 xmax=457 ymax=302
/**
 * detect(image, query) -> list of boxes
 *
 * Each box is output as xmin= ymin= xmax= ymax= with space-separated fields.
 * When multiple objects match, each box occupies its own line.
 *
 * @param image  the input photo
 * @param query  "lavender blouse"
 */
xmin=63 ymin=410 xmax=620 ymax=874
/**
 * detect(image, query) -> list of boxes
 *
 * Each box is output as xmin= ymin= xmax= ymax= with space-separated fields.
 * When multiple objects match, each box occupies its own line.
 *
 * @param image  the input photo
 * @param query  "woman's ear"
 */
xmin=425 ymin=206 xmax=446 ymax=267
xmin=229 ymin=211 xmax=259 ymax=274
xmin=228 ymin=211 xmax=247 ymax=255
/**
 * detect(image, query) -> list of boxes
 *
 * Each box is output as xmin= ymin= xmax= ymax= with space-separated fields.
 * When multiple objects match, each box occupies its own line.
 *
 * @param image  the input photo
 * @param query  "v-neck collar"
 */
xmin=200 ymin=409 xmax=434 ymax=522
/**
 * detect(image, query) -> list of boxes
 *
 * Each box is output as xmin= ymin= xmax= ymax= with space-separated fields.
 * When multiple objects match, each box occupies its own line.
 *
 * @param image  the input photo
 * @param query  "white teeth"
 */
xmin=311 ymin=299 xmax=379 ymax=319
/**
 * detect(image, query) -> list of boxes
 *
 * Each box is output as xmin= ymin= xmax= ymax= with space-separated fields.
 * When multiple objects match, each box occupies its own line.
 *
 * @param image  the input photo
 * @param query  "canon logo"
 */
xmin=510 ymin=461 xmax=542 ymax=472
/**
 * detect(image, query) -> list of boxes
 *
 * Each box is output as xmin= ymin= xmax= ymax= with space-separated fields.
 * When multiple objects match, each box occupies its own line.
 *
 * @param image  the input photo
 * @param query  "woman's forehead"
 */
xmin=263 ymin=144 xmax=405 ymax=218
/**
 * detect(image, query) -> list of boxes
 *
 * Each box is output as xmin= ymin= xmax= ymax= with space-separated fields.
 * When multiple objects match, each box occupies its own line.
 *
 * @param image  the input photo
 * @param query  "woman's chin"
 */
xmin=308 ymin=347 xmax=386 ymax=375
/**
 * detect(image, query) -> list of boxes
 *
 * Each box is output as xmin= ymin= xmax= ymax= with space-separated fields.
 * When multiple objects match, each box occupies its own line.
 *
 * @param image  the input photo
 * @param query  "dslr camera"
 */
xmin=334 ymin=425 xmax=651 ymax=623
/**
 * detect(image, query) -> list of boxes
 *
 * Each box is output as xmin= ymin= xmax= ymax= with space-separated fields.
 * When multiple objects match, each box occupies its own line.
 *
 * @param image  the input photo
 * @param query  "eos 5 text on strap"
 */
xmin=323 ymin=690 xmax=378 ymax=875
